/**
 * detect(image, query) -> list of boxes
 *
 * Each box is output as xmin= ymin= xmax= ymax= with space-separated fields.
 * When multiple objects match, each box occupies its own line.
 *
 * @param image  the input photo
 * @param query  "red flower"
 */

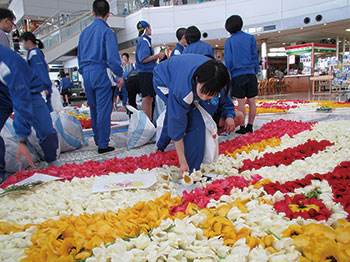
xmin=240 ymin=139 xmax=333 ymax=172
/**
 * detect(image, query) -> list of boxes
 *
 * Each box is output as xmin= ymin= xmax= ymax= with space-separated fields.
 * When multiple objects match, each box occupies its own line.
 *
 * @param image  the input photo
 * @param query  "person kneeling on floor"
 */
xmin=0 ymin=46 xmax=59 ymax=182
xmin=153 ymin=54 xmax=244 ymax=176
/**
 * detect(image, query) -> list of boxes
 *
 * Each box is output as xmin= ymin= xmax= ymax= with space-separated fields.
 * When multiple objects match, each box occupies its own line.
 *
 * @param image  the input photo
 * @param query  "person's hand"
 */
xmin=16 ymin=143 xmax=35 ymax=169
xmin=224 ymin=117 xmax=236 ymax=134
xmin=158 ymin=52 xmax=165 ymax=60
xmin=44 ymin=90 xmax=49 ymax=95
xmin=179 ymin=160 xmax=189 ymax=178
xmin=116 ymin=77 xmax=124 ymax=88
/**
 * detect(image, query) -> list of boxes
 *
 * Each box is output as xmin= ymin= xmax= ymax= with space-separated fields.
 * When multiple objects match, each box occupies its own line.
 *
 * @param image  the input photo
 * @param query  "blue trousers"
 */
xmin=0 ymin=93 xmax=58 ymax=178
xmin=83 ymin=69 xmax=113 ymax=149
xmin=31 ymin=93 xmax=58 ymax=163
xmin=156 ymin=107 xmax=171 ymax=151
xmin=0 ymin=108 xmax=11 ymax=178
xmin=114 ymin=84 xmax=128 ymax=106
xmin=46 ymin=93 xmax=53 ymax=112
xmin=183 ymin=107 xmax=205 ymax=173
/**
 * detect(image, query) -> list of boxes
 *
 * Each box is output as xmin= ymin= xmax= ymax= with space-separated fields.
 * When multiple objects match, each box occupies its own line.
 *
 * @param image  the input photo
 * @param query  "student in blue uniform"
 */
xmin=135 ymin=20 xmax=165 ymax=121
xmin=170 ymin=28 xmax=187 ymax=57
xmin=78 ymin=0 xmax=123 ymax=154
xmin=156 ymin=28 xmax=187 ymax=150
xmin=59 ymin=73 xmax=71 ymax=106
xmin=183 ymin=26 xmax=214 ymax=58
xmin=0 ymin=46 xmax=58 ymax=181
xmin=20 ymin=31 xmax=53 ymax=112
xmin=224 ymin=15 xmax=259 ymax=134
xmin=154 ymin=54 xmax=243 ymax=175
xmin=114 ymin=71 xmax=129 ymax=109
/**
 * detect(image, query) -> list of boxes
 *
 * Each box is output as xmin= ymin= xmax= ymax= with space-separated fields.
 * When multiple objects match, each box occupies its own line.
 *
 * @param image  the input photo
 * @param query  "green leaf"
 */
xmin=2 ymin=181 xmax=43 ymax=194
xmin=163 ymin=224 xmax=175 ymax=233
xmin=148 ymin=224 xmax=155 ymax=238
xmin=266 ymin=229 xmax=281 ymax=240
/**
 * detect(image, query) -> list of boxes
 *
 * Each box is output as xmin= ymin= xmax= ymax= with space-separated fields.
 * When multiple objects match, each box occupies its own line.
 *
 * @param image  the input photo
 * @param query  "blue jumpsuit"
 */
xmin=27 ymin=47 xmax=53 ymax=112
xmin=153 ymin=54 xmax=235 ymax=172
xmin=114 ymin=71 xmax=129 ymax=106
xmin=0 ymin=46 xmax=58 ymax=178
xmin=183 ymin=40 xmax=214 ymax=57
xmin=78 ymin=18 xmax=123 ymax=148
xmin=170 ymin=43 xmax=184 ymax=57
xmin=60 ymin=77 xmax=71 ymax=92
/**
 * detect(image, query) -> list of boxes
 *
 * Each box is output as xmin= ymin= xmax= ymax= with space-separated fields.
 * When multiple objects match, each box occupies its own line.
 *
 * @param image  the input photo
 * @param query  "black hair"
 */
xmin=65 ymin=73 xmax=70 ymax=76
xmin=0 ymin=8 xmax=15 ymax=22
xmin=185 ymin=26 xmax=201 ymax=44
xmin=19 ymin=31 xmax=44 ymax=49
xmin=176 ymin=27 xmax=186 ymax=41
xmin=93 ymin=0 xmax=110 ymax=17
xmin=193 ymin=59 xmax=230 ymax=97
xmin=225 ymin=15 xmax=243 ymax=34
xmin=55 ymin=80 xmax=60 ymax=85
xmin=121 ymin=53 xmax=129 ymax=59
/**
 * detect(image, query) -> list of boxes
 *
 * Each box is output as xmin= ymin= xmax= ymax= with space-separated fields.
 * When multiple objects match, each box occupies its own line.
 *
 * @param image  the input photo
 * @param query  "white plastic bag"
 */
xmin=111 ymin=111 xmax=129 ymax=122
xmin=153 ymin=95 xmax=166 ymax=122
xmin=0 ymin=118 xmax=39 ymax=172
xmin=194 ymin=102 xmax=219 ymax=164
xmin=155 ymin=108 xmax=166 ymax=145
xmin=51 ymin=86 xmax=64 ymax=112
xmin=126 ymin=105 xmax=156 ymax=149
xmin=51 ymin=112 xmax=88 ymax=152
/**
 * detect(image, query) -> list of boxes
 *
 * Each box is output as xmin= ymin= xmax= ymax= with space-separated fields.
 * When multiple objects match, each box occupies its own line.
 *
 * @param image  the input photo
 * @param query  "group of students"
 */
xmin=134 ymin=15 xmax=259 ymax=174
xmin=0 ymin=8 xmax=60 ymax=182
xmin=0 ymin=0 xmax=259 ymax=179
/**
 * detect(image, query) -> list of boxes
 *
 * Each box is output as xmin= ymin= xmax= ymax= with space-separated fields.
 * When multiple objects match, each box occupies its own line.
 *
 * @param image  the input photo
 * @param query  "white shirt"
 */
xmin=0 ymin=29 xmax=10 ymax=48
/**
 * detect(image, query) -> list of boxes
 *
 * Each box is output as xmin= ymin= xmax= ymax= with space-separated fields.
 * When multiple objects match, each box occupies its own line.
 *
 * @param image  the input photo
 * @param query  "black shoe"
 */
xmin=235 ymin=126 xmax=247 ymax=134
xmin=246 ymin=124 xmax=253 ymax=133
xmin=98 ymin=146 xmax=115 ymax=154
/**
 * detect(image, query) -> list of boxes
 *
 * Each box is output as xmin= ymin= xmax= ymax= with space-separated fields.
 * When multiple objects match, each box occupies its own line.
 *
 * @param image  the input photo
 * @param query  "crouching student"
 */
xmin=153 ymin=54 xmax=243 ymax=175
xmin=0 ymin=46 xmax=59 ymax=182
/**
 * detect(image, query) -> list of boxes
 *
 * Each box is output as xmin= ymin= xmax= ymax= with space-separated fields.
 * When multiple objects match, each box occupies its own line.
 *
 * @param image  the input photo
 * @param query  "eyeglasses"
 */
xmin=7 ymin=19 xmax=15 ymax=27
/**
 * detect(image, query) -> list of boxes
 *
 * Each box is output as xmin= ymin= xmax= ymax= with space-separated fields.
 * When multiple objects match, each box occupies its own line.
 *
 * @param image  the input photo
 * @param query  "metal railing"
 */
xmin=34 ymin=10 xmax=90 ymax=39
xmin=40 ymin=12 xmax=94 ymax=50
xmin=38 ymin=0 xmax=207 ymax=50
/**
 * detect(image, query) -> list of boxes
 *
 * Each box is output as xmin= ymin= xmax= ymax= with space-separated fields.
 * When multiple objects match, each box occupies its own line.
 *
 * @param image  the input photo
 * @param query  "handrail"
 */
xmin=38 ymin=11 xmax=92 ymax=41
xmin=35 ymin=10 xmax=90 ymax=38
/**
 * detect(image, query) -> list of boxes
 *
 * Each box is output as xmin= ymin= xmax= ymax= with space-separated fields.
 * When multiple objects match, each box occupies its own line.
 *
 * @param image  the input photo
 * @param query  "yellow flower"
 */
xmin=21 ymin=193 xmax=182 ymax=261
xmin=227 ymin=138 xmax=281 ymax=158
xmin=285 ymin=220 xmax=350 ymax=262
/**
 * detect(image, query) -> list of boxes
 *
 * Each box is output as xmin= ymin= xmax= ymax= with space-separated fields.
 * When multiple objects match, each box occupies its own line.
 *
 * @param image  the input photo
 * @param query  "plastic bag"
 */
xmin=51 ymin=112 xmax=88 ymax=152
xmin=194 ymin=102 xmax=219 ymax=164
xmin=153 ymin=95 xmax=166 ymax=122
xmin=111 ymin=111 xmax=129 ymax=122
xmin=0 ymin=118 xmax=39 ymax=172
xmin=51 ymin=86 xmax=64 ymax=112
xmin=126 ymin=105 xmax=156 ymax=149
xmin=155 ymin=108 xmax=166 ymax=145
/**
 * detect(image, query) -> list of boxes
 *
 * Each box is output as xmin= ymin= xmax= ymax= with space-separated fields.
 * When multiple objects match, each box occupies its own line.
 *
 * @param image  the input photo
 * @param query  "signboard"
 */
xmin=289 ymin=55 xmax=295 ymax=64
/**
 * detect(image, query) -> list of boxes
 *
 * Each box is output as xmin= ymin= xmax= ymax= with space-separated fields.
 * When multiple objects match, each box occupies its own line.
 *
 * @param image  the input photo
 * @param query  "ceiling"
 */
xmin=0 ymin=0 xmax=10 ymax=8
xmin=121 ymin=18 xmax=350 ymax=56
xmin=54 ymin=18 xmax=350 ymax=64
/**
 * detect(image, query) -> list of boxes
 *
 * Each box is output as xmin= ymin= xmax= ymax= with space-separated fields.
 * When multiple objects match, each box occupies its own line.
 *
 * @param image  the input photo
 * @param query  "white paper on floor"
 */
xmin=91 ymin=173 xmax=157 ymax=193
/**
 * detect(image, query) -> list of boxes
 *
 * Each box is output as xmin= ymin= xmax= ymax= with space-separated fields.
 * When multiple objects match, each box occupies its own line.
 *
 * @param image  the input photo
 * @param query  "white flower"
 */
xmin=130 ymin=233 xmax=150 ymax=250
xmin=181 ymin=173 xmax=193 ymax=186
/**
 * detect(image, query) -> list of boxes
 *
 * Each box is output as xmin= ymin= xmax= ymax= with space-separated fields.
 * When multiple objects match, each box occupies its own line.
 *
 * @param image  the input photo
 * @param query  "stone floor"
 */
xmin=7 ymin=91 xmax=350 ymax=175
